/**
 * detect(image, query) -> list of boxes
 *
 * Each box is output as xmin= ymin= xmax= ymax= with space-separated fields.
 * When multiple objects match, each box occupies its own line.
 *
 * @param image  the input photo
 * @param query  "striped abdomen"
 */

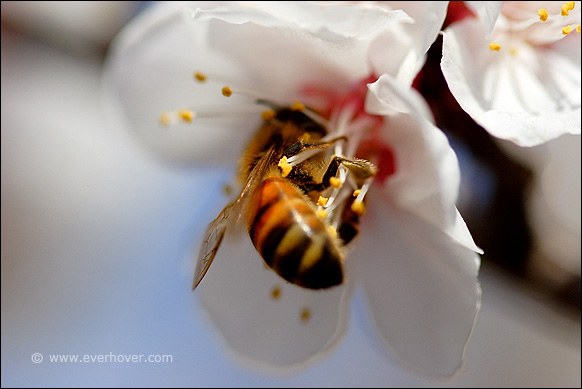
xmin=248 ymin=178 xmax=344 ymax=289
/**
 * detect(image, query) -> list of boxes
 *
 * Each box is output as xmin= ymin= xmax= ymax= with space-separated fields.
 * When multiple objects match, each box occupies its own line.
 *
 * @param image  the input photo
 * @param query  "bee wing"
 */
xmin=192 ymin=202 xmax=237 ymax=290
xmin=193 ymin=146 xmax=276 ymax=289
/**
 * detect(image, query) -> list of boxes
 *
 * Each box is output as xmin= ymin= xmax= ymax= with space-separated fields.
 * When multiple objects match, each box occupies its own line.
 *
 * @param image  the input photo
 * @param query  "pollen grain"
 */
xmin=300 ymin=307 xmax=311 ymax=323
xmin=271 ymin=286 xmax=281 ymax=300
xmin=489 ymin=42 xmax=501 ymax=51
xmin=194 ymin=72 xmax=207 ymax=82
xmin=290 ymin=101 xmax=305 ymax=112
xmin=222 ymin=86 xmax=233 ymax=97
xmin=178 ymin=109 xmax=194 ymax=122
xmin=278 ymin=156 xmax=293 ymax=177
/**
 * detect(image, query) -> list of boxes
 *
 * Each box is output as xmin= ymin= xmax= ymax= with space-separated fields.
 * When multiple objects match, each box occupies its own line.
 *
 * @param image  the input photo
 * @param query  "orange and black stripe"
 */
xmin=248 ymin=178 xmax=344 ymax=289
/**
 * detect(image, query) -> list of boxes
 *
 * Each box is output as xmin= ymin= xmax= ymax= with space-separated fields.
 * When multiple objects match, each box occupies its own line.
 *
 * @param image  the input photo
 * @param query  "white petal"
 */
xmin=187 ymin=3 xmax=410 ymax=95
xmin=195 ymin=226 xmax=352 ymax=370
xmin=366 ymin=75 xmax=481 ymax=253
xmin=464 ymin=1 xmax=503 ymax=38
xmin=354 ymin=190 xmax=481 ymax=378
xmin=103 ymin=1 xmax=413 ymax=166
xmin=441 ymin=18 xmax=582 ymax=146
xmin=366 ymin=73 xmax=435 ymax=120
xmin=195 ymin=1 xmax=412 ymax=40
xmin=102 ymin=2 xmax=266 ymax=165
xmin=370 ymin=1 xmax=448 ymax=85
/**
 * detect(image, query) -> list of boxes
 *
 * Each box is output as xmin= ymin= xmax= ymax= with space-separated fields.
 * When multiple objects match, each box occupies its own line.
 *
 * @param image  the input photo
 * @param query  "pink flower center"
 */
xmin=300 ymin=75 xmax=396 ymax=184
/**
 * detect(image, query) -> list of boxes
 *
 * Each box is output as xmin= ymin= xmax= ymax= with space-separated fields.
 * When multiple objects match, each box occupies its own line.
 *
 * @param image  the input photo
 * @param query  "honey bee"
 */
xmin=193 ymin=106 xmax=377 ymax=290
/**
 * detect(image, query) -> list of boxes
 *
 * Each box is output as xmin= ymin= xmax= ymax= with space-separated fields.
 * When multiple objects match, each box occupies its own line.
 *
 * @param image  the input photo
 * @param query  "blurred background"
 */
xmin=2 ymin=2 xmax=580 ymax=387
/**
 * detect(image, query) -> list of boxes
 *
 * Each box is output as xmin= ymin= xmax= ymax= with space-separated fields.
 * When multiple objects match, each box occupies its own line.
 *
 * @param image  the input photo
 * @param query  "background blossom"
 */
xmin=441 ymin=1 xmax=581 ymax=146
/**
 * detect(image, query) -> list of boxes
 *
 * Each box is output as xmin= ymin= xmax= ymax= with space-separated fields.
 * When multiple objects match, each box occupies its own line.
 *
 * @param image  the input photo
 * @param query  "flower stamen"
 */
xmin=351 ymin=200 xmax=366 ymax=215
xmin=278 ymin=156 xmax=292 ymax=177
xmin=300 ymin=307 xmax=311 ymax=323
xmin=290 ymin=101 xmax=306 ymax=112
xmin=489 ymin=42 xmax=501 ymax=51
xmin=299 ymin=132 xmax=311 ymax=142
xmin=159 ymin=106 xmax=261 ymax=127
xmin=355 ymin=178 xmax=372 ymax=202
xmin=159 ymin=112 xmax=172 ymax=126
xmin=561 ymin=1 xmax=575 ymax=16
xmin=261 ymin=109 xmax=276 ymax=121
xmin=219 ymin=84 xmax=282 ymax=106
xmin=562 ymin=4 xmax=570 ymax=16
xmin=350 ymin=177 xmax=374 ymax=216
xmin=327 ymin=225 xmax=337 ymax=239
xmin=329 ymin=176 xmax=341 ymax=188
xmin=222 ymin=86 xmax=233 ymax=97
xmin=194 ymin=72 xmax=207 ymax=82
xmin=270 ymin=286 xmax=281 ymax=300
xmin=534 ymin=4 xmax=580 ymax=37
xmin=563 ymin=25 xmax=573 ymax=34
xmin=179 ymin=109 xmax=195 ymax=122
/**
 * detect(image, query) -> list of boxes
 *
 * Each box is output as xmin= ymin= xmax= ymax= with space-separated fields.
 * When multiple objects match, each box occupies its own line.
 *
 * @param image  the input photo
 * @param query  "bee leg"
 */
xmin=282 ymin=137 xmax=347 ymax=159
xmin=309 ymin=156 xmax=378 ymax=192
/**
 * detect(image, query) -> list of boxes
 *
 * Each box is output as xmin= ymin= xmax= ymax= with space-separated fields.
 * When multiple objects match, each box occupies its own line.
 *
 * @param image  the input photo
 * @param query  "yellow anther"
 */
xmin=300 ymin=307 xmax=311 ymax=323
xmin=317 ymin=196 xmax=328 ymax=206
xmin=538 ymin=8 xmax=548 ymax=21
xmin=562 ymin=25 xmax=572 ymax=34
xmin=509 ymin=47 xmax=518 ymax=56
xmin=353 ymin=189 xmax=361 ymax=197
xmin=489 ymin=42 xmax=501 ymax=51
xmin=290 ymin=101 xmax=305 ymax=112
xmin=261 ymin=109 xmax=276 ymax=121
xmin=278 ymin=156 xmax=292 ymax=177
xmin=327 ymin=225 xmax=337 ymax=239
xmin=316 ymin=209 xmax=328 ymax=219
xmin=577 ymin=24 xmax=581 ymax=33
xmin=329 ymin=176 xmax=341 ymax=188
xmin=566 ymin=1 xmax=575 ymax=10
xmin=194 ymin=72 xmax=207 ymax=82
xmin=271 ymin=286 xmax=281 ymax=300
xmin=299 ymin=132 xmax=311 ymax=142
xmin=178 ymin=109 xmax=194 ymax=123
xmin=159 ymin=112 xmax=171 ymax=126
xmin=351 ymin=200 xmax=366 ymax=215
xmin=222 ymin=86 xmax=233 ymax=97
xmin=562 ymin=4 xmax=570 ymax=16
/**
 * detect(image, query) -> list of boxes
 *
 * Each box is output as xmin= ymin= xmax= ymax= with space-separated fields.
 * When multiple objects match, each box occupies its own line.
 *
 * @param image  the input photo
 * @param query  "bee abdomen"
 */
xmin=249 ymin=178 xmax=344 ymax=289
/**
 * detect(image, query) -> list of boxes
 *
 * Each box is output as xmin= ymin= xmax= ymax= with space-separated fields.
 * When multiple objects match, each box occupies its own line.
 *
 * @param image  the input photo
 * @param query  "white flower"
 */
xmin=441 ymin=1 xmax=581 ymax=146
xmin=103 ymin=1 xmax=482 ymax=378
xmin=372 ymin=1 xmax=450 ymax=85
